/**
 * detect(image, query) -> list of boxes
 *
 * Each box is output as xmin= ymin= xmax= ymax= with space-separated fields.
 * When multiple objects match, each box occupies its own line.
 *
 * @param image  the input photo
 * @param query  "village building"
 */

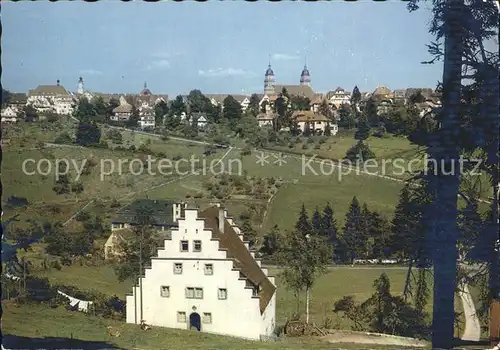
xmin=110 ymin=96 xmax=133 ymax=121
xmin=125 ymin=204 xmax=277 ymax=340
xmin=292 ymin=110 xmax=338 ymax=135
xmin=326 ymin=87 xmax=351 ymax=108
xmin=27 ymin=80 xmax=74 ymax=115
xmin=139 ymin=107 xmax=155 ymax=130
xmin=190 ymin=112 xmax=208 ymax=129
xmin=105 ymin=199 xmax=186 ymax=260
xmin=4 ymin=93 xmax=27 ymax=112
xmin=1 ymin=107 xmax=19 ymax=123
xmin=256 ymin=112 xmax=275 ymax=128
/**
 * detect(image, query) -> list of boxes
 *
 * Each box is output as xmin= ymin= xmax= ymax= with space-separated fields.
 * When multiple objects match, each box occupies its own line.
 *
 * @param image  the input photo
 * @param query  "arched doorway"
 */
xmin=189 ymin=312 xmax=201 ymax=331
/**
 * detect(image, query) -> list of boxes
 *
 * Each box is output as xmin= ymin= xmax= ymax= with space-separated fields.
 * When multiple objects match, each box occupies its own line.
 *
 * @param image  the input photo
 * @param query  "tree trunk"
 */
xmin=430 ymin=0 xmax=464 ymax=348
xmin=306 ymin=287 xmax=310 ymax=324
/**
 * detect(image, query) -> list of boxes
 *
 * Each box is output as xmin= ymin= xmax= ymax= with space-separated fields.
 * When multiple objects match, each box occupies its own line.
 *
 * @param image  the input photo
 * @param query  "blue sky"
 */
xmin=2 ymin=1 xmax=442 ymax=96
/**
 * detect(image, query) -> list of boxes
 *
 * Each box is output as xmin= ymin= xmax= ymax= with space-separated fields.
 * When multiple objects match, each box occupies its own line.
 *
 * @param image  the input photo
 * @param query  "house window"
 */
xmin=174 ymin=263 xmax=183 ymax=274
xmin=218 ymin=288 xmax=227 ymax=300
xmin=180 ymin=240 xmax=189 ymax=252
xmin=177 ymin=311 xmax=187 ymax=323
xmin=193 ymin=240 xmax=202 ymax=252
xmin=203 ymin=312 xmax=212 ymax=324
xmin=252 ymin=286 xmax=259 ymax=297
xmin=160 ymin=286 xmax=170 ymax=297
xmin=195 ymin=229 xmax=199 ymax=234
xmin=186 ymin=287 xmax=195 ymax=299
xmin=204 ymin=264 xmax=213 ymax=275
xmin=194 ymin=287 xmax=203 ymax=299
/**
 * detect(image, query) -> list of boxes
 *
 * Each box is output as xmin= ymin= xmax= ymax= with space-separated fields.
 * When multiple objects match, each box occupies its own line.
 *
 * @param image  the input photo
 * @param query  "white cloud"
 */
xmin=145 ymin=59 xmax=171 ymax=70
xmin=198 ymin=68 xmax=255 ymax=78
xmin=80 ymin=69 xmax=103 ymax=76
xmin=272 ymin=53 xmax=299 ymax=61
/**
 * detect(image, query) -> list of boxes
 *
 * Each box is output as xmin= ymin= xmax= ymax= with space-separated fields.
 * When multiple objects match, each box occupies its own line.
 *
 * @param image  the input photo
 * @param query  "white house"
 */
xmin=139 ymin=108 xmax=155 ymax=130
xmin=191 ymin=113 xmax=208 ymax=129
xmin=125 ymin=205 xmax=277 ymax=341
xmin=1 ymin=107 xmax=18 ymax=123
xmin=292 ymin=110 xmax=337 ymax=135
xmin=327 ymin=87 xmax=351 ymax=108
xmin=27 ymin=81 xmax=74 ymax=115
xmin=110 ymin=96 xmax=133 ymax=121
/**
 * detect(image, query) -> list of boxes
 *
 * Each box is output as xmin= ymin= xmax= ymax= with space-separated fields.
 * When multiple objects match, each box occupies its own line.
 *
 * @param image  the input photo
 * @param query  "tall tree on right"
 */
xmin=295 ymin=203 xmax=311 ymax=236
xmin=406 ymin=0 xmax=495 ymax=347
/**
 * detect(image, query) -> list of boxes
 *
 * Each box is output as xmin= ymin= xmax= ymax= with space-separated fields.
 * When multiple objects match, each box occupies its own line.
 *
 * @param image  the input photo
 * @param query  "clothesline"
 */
xmin=4 ymin=273 xmax=93 ymax=313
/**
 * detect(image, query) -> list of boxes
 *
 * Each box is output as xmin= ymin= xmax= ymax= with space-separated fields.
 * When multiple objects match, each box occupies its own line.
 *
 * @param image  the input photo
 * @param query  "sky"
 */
xmin=1 ymin=1 xmax=443 ymax=96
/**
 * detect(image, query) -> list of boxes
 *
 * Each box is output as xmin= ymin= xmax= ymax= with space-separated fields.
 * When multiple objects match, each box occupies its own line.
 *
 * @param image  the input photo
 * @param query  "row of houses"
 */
xmin=2 ymin=76 xmax=439 ymax=128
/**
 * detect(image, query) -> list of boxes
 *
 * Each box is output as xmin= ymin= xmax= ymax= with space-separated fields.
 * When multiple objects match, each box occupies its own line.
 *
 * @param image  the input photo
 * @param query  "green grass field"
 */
xmin=3 ymin=302 xmax=423 ymax=350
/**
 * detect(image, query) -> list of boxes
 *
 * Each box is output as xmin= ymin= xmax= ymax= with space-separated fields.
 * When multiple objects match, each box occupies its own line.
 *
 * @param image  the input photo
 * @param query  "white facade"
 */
xmin=196 ymin=116 xmax=208 ymax=128
xmin=27 ymin=84 xmax=74 ymax=115
xmin=125 ymin=206 xmax=276 ymax=341
xmin=328 ymin=88 xmax=351 ymax=108
xmin=1 ymin=107 xmax=18 ymax=123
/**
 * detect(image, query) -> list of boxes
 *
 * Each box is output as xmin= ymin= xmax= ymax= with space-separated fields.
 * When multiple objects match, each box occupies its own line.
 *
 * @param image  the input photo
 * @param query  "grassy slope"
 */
xmin=3 ymin=303 xmax=416 ymax=350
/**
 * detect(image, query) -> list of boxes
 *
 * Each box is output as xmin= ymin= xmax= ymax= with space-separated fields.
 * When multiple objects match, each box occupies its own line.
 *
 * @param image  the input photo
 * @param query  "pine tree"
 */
xmin=341 ymin=196 xmax=363 ymax=263
xmin=351 ymin=86 xmax=361 ymax=107
xmin=368 ymin=211 xmax=392 ymax=260
xmin=359 ymin=203 xmax=371 ymax=259
xmin=311 ymin=207 xmax=322 ymax=235
xmin=354 ymin=114 xmax=371 ymax=141
xmin=321 ymin=202 xmax=340 ymax=260
xmin=295 ymin=204 xmax=311 ymax=236
xmin=391 ymin=185 xmax=420 ymax=261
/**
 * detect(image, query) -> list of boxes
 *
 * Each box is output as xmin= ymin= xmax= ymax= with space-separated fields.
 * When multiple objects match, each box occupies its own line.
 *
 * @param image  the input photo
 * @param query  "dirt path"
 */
xmin=459 ymin=279 xmax=481 ymax=341
xmin=320 ymin=330 xmax=428 ymax=348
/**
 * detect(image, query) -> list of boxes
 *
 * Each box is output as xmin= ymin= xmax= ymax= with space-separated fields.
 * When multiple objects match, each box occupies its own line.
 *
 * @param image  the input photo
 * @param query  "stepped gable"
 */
xmin=199 ymin=206 xmax=276 ymax=314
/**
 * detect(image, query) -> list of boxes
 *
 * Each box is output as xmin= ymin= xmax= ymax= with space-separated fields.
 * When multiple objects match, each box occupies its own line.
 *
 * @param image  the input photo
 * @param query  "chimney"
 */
xmin=57 ymin=79 xmax=60 ymax=86
xmin=218 ymin=207 xmax=225 ymax=233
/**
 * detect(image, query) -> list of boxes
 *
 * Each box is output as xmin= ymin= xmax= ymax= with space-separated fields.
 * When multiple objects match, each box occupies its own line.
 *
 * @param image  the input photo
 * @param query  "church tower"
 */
xmin=77 ymin=77 xmax=84 ymax=95
xmin=300 ymin=60 xmax=311 ymax=87
xmin=264 ymin=56 xmax=275 ymax=95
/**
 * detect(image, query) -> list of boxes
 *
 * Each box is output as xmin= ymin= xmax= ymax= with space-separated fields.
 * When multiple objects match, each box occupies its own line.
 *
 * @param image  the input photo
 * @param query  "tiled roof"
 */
xmin=292 ymin=110 xmax=329 ymax=122
xmin=29 ymin=85 xmax=71 ymax=96
xmin=199 ymin=206 xmax=276 ymax=314
xmin=113 ymin=103 xmax=133 ymax=113
xmin=205 ymin=94 xmax=249 ymax=104
xmin=111 ymin=199 xmax=181 ymax=226
xmin=273 ymin=85 xmax=314 ymax=100
xmin=372 ymin=86 xmax=391 ymax=96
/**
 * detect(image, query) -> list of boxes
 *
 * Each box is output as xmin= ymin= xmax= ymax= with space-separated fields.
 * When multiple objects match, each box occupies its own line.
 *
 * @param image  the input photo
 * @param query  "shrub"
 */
xmin=54 ymin=132 xmax=73 ymax=144
xmin=307 ymin=137 xmax=314 ymax=144
xmin=301 ymin=144 xmax=308 ymax=150
xmin=314 ymin=144 xmax=321 ymax=150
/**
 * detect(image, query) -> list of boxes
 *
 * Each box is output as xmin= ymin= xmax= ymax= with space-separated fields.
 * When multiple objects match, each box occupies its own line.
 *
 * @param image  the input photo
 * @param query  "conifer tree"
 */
xmin=321 ymin=202 xmax=340 ymax=261
xmin=354 ymin=114 xmax=371 ymax=141
xmin=295 ymin=204 xmax=311 ymax=236
xmin=311 ymin=207 xmax=322 ymax=235
xmin=391 ymin=185 xmax=420 ymax=261
xmin=341 ymin=196 xmax=363 ymax=263
xmin=359 ymin=203 xmax=371 ymax=259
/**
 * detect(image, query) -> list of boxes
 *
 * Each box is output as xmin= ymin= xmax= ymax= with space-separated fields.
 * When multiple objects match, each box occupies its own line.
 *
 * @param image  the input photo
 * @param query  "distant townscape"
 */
xmin=1 ymin=63 xmax=441 ymax=135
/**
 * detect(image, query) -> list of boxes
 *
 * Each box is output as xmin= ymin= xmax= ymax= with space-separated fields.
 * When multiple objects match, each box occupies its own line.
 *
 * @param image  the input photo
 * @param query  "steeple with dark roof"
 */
xmin=300 ymin=59 xmax=311 ymax=87
xmin=264 ymin=55 xmax=275 ymax=95
xmin=140 ymin=81 xmax=152 ymax=96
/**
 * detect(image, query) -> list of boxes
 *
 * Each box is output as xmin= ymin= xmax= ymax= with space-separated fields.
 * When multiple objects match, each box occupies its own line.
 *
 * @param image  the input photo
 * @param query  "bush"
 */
xmin=128 ymin=145 xmax=136 ymax=152
xmin=314 ymin=144 xmax=321 ymax=150
xmin=173 ymin=154 xmax=182 ymax=161
xmin=307 ymin=137 xmax=314 ymax=144
xmin=301 ymin=144 xmax=308 ymax=150
xmin=54 ymin=132 xmax=73 ymax=145
xmin=345 ymin=141 xmax=376 ymax=162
